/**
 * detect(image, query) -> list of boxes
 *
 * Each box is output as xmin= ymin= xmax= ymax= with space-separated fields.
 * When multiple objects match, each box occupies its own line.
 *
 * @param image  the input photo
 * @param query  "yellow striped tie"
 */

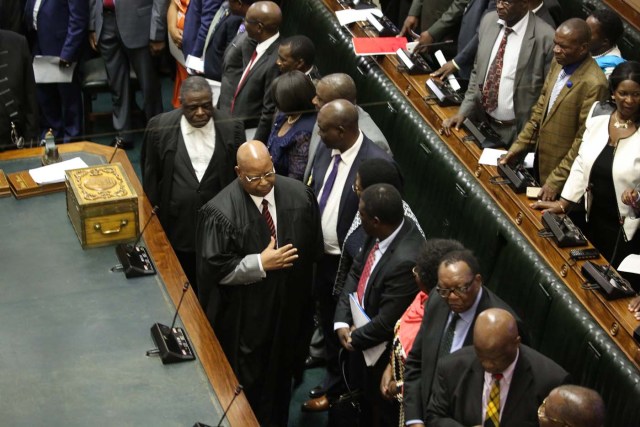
xmin=484 ymin=373 xmax=503 ymax=427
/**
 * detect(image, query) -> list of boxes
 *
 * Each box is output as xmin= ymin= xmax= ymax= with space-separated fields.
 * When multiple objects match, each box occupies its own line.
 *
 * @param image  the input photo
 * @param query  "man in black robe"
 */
xmin=196 ymin=140 xmax=323 ymax=427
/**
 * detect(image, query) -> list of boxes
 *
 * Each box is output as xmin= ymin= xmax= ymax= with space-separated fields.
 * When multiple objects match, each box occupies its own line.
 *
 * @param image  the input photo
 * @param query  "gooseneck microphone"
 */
xmin=114 ymin=206 xmax=159 ymax=278
xmin=149 ymin=282 xmax=196 ymax=364
xmin=193 ymin=385 xmax=244 ymax=427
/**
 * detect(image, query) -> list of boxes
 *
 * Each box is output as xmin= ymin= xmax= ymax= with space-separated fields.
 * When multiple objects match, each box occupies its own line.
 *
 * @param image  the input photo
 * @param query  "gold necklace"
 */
xmin=287 ymin=114 xmax=301 ymax=125
xmin=614 ymin=111 xmax=633 ymax=129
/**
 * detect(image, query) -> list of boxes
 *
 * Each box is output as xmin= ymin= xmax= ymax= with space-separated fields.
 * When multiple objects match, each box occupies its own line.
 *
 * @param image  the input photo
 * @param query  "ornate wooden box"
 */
xmin=65 ymin=163 xmax=139 ymax=249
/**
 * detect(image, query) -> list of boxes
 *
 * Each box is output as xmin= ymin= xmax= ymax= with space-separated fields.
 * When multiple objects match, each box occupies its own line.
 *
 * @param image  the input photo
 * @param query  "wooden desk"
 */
xmin=321 ymin=0 xmax=640 ymax=369
xmin=0 ymin=143 xmax=258 ymax=427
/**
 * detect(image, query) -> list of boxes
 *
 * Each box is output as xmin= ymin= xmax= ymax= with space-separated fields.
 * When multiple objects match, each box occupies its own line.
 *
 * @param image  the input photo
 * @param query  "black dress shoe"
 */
xmin=111 ymin=137 xmax=133 ymax=150
xmin=304 ymin=355 xmax=325 ymax=369
xmin=301 ymin=395 xmax=329 ymax=412
xmin=308 ymin=385 xmax=326 ymax=399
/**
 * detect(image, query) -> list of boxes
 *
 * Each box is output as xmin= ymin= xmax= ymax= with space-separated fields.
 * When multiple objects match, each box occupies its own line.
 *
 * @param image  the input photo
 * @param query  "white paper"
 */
xmin=33 ymin=56 xmax=76 ymax=84
xmin=617 ymin=254 xmax=640 ymax=274
xmin=478 ymin=148 xmax=508 ymax=166
xmin=335 ymin=8 xmax=382 ymax=26
xmin=168 ymin=36 xmax=186 ymax=66
xmin=185 ymin=55 xmax=205 ymax=73
xmin=406 ymin=41 xmax=418 ymax=54
xmin=29 ymin=157 xmax=88 ymax=185
xmin=434 ymin=50 xmax=461 ymax=91
xmin=523 ymin=152 xmax=535 ymax=169
xmin=349 ymin=293 xmax=386 ymax=367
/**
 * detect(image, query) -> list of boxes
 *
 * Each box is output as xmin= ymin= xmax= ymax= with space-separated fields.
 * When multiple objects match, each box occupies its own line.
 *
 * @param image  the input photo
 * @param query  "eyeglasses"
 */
xmin=244 ymin=169 xmax=275 ymax=183
xmin=538 ymin=398 xmax=572 ymax=426
xmin=434 ymin=277 xmax=475 ymax=298
xmin=496 ymin=0 xmax=514 ymax=5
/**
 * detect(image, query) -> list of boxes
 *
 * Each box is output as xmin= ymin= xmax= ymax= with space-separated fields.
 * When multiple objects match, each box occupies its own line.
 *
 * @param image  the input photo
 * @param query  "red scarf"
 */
xmin=397 ymin=291 xmax=428 ymax=357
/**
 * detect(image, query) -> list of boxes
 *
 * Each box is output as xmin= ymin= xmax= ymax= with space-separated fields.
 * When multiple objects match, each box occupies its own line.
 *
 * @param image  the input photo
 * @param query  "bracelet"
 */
xmin=558 ymin=202 xmax=565 ymax=214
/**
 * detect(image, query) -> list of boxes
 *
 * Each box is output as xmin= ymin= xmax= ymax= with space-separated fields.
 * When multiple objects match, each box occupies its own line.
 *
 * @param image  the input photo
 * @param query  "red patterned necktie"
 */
xmin=481 ymin=27 xmax=513 ymax=113
xmin=262 ymin=199 xmax=276 ymax=243
xmin=356 ymin=242 xmax=379 ymax=305
xmin=231 ymin=50 xmax=258 ymax=113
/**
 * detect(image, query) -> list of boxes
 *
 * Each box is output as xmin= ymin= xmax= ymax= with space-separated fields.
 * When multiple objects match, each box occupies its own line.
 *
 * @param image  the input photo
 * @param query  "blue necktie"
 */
xmin=318 ymin=154 xmax=341 ymax=215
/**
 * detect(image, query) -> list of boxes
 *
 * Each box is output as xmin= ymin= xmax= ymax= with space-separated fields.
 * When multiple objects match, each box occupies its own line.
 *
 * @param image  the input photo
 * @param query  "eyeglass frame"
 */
xmin=434 ymin=276 xmax=475 ymax=298
xmin=537 ymin=398 xmax=572 ymax=426
xmin=243 ymin=169 xmax=276 ymax=183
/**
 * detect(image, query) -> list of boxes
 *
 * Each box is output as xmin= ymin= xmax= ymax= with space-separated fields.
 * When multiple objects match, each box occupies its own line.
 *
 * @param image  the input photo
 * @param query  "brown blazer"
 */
xmin=510 ymin=57 xmax=608 ymax=192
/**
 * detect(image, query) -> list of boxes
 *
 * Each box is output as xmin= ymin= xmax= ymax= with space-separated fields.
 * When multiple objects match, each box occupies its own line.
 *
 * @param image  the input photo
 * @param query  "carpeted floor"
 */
xmin=88 ymin=76 xmax=328 ymax=427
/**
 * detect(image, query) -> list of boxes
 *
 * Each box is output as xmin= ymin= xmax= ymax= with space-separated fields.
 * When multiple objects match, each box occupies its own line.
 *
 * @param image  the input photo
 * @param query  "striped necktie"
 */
xmin=547 ymin=69 xmax=568 ymax=114
xmin=262 ymin=199 xmax=276 ymax=244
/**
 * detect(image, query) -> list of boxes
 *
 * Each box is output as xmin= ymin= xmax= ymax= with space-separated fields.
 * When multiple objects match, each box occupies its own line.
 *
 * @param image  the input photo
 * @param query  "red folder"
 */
xmin=352 ymin=37 xmax=408 ymax=56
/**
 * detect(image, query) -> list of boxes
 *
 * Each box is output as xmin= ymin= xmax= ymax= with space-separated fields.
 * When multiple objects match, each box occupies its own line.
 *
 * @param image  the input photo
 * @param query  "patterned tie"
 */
xmin=481 ymin=27 xmax=513 ymax=113
xmin=262 ymin=199 xmax=277 ymax=243
xmin=438 ymin=313 xmax=460 ymax=357
xmin=356 ymin=242 xmax=379 ymax=305
xmin=231 ymin=50 xmax=258 ymax=113
xmin=547 ymin=69 xmax=568 ymax=114
xmin=318 ymin=154 xmax=341 ymax=215
xmin=484 ymin=373 xmax=503 ymax=427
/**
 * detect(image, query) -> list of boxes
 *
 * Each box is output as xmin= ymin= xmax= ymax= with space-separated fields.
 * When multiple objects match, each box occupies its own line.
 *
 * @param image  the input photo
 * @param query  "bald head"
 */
xmin=316 ymin=99 xmax=360 ymax=152
xmin=540 ymin=385 xmax=605 ymax=427
xmin=245 ymin=1 xmax=281 ymax=40
xmin=237 ymin=140 xmax=270 ymax=168
xmin=313 ymin=74 xmax=357 ymax=109
xmin=554 ymin=18 xmax=591 ymax=66
xmin=235 ymin=140 xmax=275 ymax=197
xmin=473 ymin=309 xmax=521 ymax=374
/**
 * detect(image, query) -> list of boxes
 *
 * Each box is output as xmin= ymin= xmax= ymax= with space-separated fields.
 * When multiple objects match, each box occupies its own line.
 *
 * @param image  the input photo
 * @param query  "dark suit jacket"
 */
xmin=141 ymin=108 xmax=244 ymax=252
xmin=217 ymin=31 xmax=251 ymax=110
xmin=0 ymin=30 xmax=38 ymax=147
xmin=334 ymin=219 xmax=425 ymax=350
xmin=226 ymin=34 xmax=280 ymax=143
xmin=452 ymin=0 xmax=495 ymax=80
xmin=310 ymin=135 xmax=393 ymax=249
xmin=459 ymin=11 xmax=555 ymax=133
xmin=403 ymin=286 xmax=528 ymax=422
xmin=203 ymin=12 xmax=243 ymax=81
xmin=182 ymin=0 xmax=221 ymax=58
xmin=425 ymin=345 xmax=570 ymax=426
xmin=24 ymin=0 xmax=88 ymax=62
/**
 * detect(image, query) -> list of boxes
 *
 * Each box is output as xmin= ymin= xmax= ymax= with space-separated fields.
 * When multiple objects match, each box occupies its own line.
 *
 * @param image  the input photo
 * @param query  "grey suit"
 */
xmin=459 ymin=11 xmax=554 ymax=140
xmin=302 ymin=106 xmax=391 ymax=183
xmin=89 ymin=0 xmax=167 ymax=137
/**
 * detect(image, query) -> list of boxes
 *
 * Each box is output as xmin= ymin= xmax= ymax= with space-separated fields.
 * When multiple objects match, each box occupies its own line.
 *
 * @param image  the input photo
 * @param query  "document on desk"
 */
xmin=33 ymin=56 xmax=76 ymax=83
xmin=349 ymin=293 xmax=386 ymax=366
xmin=335 ymin=8 xmax=382 ymax=26
xmin=353 ymin=37 xmax=408 ymax=56
xmin=29 ymin=157 xmax=88 ymax=185
xmin=478 ymin=148 xmax=535 ymax=168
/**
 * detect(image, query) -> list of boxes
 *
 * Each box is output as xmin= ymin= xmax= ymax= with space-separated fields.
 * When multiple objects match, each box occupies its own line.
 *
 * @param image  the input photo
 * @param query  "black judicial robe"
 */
xmin=196 ymin=176 xmax=323 ymax=426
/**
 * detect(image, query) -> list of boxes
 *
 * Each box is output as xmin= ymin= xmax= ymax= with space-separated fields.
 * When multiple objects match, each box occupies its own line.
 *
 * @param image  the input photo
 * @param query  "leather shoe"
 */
xmin=304 ymin=355 xmax=325 ymax=369
xmin=308 ymin=385 xmax=326 ymax=399
xmin=301 ymin=395 xmax=329 ymax=412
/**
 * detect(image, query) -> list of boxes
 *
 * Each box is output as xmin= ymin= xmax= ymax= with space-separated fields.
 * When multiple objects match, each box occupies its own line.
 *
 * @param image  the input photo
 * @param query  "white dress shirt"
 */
xmin=444 ymin=286 xmax=483 ymax=353
xmin=481 ymin=349 xmax=520 ymax=421
xmin=318 ymin=131 xmax=364 ymax=255
xmin=484 ymin=14 xmax=529 ymax=121
xmin=180 ymin=116 xmax=216 ymax=182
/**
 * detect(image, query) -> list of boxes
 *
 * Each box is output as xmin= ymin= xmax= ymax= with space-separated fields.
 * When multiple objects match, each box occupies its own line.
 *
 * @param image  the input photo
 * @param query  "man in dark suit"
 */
xmin=0 ymin=29 xmax=38 ymax=150
xmin=403 ymin=249 xmax=528 ymax=425
xmin=89 ymin=0 xmax=166 ymax=148
xmin=303 ymin=99 xmax=394 ymax=412
xmin=196 ymin=140 xmax=323 ymax=427
xmin=25 ymin=0 xmax=88 ymax=142
xmin=276 ymin=35 xmax=321 ymax=83
xmin=501 ymin=18 xmax=609 ymax=201
xmin=202 ymin=0 xmax=252 ymax=83
xmin=141 ymin=76 xmax=244 ymax=291
xmin=425 ymin=308 xmax=569 ymax=426
xmin=334 ymin=184 xmax=425 ymax=426
xmin=441 ymin=0 xmax=555 ymax=144
xmin=218 ymin=0 xmax=280 ymax=142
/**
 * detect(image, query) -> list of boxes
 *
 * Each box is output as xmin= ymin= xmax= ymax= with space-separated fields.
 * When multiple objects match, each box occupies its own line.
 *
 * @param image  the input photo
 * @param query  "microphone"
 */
xmin=149 ymin=282 xmax=196 ymax=364
xmin=107 ymin=139 xmax=121 ymax=163
xmin=582 ymin=218 xmax=636 ymax=299
xmin=193 ymin=385 xmax=244 ymax=427
xmin=498 ymin=122 xmax=539 ymax=192
xmin=114 ymin=206 xmax=159 ymax=278
xmin=541 ymin=185 xmax=589 ymax=247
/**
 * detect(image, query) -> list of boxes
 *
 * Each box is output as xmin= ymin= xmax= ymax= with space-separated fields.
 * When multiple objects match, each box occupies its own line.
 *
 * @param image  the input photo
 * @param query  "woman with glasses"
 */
xmin=380 ymin=239 xmax=464 ymax=427
xmin=532 ymin=61 xmax=640 ymax=283
xmin=266 ymin=70 xmax=317 ymax=181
